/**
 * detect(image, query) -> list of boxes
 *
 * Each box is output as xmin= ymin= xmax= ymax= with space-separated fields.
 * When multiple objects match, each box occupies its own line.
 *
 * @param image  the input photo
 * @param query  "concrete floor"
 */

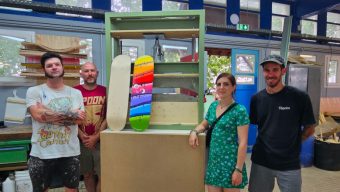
xmin=49 ymin=154 xmax=340 ymax=192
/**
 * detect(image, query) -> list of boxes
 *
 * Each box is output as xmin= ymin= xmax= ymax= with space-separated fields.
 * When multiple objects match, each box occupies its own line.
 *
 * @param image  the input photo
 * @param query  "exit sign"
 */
xmin=237 ymin=24 xmax=250 ymax=31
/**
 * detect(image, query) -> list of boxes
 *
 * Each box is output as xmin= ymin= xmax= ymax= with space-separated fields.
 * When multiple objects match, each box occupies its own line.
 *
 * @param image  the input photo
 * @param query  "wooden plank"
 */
xmin=20 ymin=72 xmax=80 ymax=78
xmin=101 ymin=130 xmax=205 ymax=192
xmin=0 ymin=164 xmax=28 ymax=171
xmin=22 ymin=41 xmax=86 ymax=54
xmin=21 ymin=63 xmax=81 ymax=69
xmin=20 ymin=49 xmax=87 ymax=59
xmin=150 ymin=102 xmax=198 ymax=125
xmin=35 ymin=34 xmax=80 ymax=50
xmin=111 ymin=29 xmax=199 ymax=39
xmin=0 ymin=126 xmax=32 ymax=141
xmin=130 ymin=73 xmax=198 ymax=78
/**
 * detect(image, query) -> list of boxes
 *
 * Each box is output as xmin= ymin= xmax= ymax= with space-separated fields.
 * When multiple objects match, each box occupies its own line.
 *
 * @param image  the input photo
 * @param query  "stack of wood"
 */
xmin=315 ymin=97 xmax=340 ymax=143
xmin=288 ymin=55 xmax=320 ymax=65
xmin=20 ymin=34 xmax=87 ymax=86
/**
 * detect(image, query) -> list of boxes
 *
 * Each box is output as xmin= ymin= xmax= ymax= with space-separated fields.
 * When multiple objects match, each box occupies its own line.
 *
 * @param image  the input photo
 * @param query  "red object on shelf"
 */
xmin=180 ymin=53 xmax=198 ymax=62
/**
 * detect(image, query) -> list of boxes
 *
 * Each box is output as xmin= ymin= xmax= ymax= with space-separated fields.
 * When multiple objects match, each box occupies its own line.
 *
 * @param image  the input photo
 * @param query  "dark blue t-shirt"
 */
xmin=250 ymin=86 xmax=315 ymax=170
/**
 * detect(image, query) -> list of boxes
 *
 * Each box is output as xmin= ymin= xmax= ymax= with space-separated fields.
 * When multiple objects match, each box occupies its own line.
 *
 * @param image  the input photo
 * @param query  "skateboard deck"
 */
xmin=129 ymin=55 xmax=154 ymax=131
xmin=107 ymin=55 xmax=131 ymax=131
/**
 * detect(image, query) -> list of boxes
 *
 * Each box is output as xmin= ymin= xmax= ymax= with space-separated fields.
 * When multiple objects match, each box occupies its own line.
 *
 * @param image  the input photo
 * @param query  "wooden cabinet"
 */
xmin=105 ymin=10 xmax=205 ymax=130
xmin=102 ymin=10 xmax=206 ymax=192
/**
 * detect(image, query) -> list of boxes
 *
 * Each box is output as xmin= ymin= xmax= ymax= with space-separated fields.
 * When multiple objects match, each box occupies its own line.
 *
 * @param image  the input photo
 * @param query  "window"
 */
xmin=205 ymin=6 xmax=226 ymax=26
xmin=122 ymin=46 xmax=138 ymax=62
xmin=272 ymin=2 xmax=290 ymax=15
xmin=111 ymin=0 xmax=142 ymax=12
xmin=301 ymin=15 xmax=317 ymax=36
xmin=272 ymin=15 xmax=285 ymax=31
xmin=56 ymin=0 xmax=91 ymax=8
xmin=240 ymin=0 xmax=260 ymax=30
xmin=240 ymin=11 xmax=259 ymax=30
xmin=327 ymin=12 xmax=340 ymax=24
xmin=0 ymin=0 xmax=32 ymax=12
xmin=327 ymin=12 xmax=340 ymax=38
xmin=162 ymin=45 xmax=188 ymax=62
xmin=325 ymin=55 xmax=340 ymax=87
xmin=56 ymin=0 xmax=92 ymax=18
xmin=271 ymin=2 xmax=290 ymax=32
xmin=0 ymin=29 xmax=34 ymax=78
xmin=204 ymin=0 xmax=226 ymax=7
xmin=240 ymin=0 xmax=260 ymax=11
xmin=328 ymin=60 xmax=337 ymax=83
xmin=162 ymin=0 xmax=188 ymax=11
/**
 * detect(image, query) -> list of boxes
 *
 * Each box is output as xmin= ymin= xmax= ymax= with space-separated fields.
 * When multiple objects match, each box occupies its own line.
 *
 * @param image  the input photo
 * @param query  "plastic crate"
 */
xmin=0 ymin=140 xmax=30 ymax=164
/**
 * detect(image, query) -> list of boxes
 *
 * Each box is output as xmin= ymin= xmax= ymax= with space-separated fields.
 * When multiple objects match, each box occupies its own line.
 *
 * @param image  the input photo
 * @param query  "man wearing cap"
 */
xmin=248 ymin=55 xmax=315 ymax=192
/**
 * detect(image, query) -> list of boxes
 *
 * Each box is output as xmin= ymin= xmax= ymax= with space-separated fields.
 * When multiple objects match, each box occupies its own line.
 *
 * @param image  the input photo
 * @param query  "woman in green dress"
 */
xmin=189 ymin=73 xmax=249 ymax=192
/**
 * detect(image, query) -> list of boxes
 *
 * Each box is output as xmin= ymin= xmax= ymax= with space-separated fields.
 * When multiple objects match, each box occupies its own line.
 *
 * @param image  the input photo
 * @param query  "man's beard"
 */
xmin=84 ymin=78 xmax=97 ymax=86
xmin=45 ymin=70 xmax=64 ymax=78
xmin=266 ymin=77 xmax=281 ymax=88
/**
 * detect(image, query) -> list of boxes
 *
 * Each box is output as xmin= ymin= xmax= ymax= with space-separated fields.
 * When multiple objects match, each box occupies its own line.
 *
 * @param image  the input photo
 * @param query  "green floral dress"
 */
xmin=205 ymin=101 xmax=249 ymax=188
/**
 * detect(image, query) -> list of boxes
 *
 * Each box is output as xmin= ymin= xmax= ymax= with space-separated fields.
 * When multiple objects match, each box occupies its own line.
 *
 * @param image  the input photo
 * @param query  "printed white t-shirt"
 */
xmin=26 ymin=84 xmax=84 ymax=159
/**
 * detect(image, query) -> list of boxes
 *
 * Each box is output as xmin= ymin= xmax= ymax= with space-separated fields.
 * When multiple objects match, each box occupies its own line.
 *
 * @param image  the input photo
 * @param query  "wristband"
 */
xmin=234 ymin=166 xmax=242 ymax=173
xmin=190 ymin=129 xmax=199 ymax=136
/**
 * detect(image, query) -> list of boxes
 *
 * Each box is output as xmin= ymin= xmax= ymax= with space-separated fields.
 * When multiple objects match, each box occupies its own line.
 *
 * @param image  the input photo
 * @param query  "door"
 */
xmin=231 ymin=49 xmax=259 ymax=152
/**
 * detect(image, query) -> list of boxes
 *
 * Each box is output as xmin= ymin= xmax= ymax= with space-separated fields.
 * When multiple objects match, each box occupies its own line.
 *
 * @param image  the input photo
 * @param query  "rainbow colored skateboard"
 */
xmin=129 ymin=55 xmax=154 ymax=131
xmin=107 ymin=55 xmax=131 ymax=131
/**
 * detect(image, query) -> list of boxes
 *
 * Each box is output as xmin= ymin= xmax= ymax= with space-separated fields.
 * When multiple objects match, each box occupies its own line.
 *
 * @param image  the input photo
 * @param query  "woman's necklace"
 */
xmin=218 ymin=99 xmax=234 ymax=110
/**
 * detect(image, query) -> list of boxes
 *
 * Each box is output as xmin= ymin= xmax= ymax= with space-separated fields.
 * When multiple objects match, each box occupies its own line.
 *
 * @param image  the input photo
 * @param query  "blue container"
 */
xmin=300 ymin=136 xmax=315 ymax=167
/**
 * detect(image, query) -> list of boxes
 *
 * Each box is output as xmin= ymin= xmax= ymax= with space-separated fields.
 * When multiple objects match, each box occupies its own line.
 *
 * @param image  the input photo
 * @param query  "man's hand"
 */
xmin=302 ymin=125 xmax=315 ymax=141
xmin=82 ymin=134 xmax=99 ymax=149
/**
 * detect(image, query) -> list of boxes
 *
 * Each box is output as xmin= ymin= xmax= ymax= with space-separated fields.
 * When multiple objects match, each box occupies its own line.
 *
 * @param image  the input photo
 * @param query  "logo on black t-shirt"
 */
xmin=279 ymin=106 xmax=291 ymax=110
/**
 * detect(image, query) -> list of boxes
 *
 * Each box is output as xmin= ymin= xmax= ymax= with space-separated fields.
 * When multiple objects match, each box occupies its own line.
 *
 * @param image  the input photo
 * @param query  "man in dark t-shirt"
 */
xmin=249 ymin=55 xmax=315 ymax=192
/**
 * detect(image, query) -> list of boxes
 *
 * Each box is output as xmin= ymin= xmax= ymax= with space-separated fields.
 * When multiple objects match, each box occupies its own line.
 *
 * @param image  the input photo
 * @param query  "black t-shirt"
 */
xmin=250 ymin=86 xmax=315 ymax=170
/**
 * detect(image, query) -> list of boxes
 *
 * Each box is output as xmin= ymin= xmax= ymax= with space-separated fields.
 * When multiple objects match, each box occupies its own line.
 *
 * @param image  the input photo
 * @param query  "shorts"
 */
xmin=80 ymin=143 xmax=100 ymax=176
xmin=28 ymin=155 xmax=80 ymax=192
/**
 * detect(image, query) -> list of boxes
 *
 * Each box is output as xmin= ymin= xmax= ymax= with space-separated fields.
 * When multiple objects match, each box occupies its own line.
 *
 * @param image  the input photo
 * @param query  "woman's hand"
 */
xmin=231 ymin=170 xmax=242 ymax=186
xmin=188 ymin=131 xmax=199 ymax=148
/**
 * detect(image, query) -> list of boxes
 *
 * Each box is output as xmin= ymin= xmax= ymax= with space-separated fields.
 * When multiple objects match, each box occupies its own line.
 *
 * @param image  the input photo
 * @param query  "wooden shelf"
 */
xmin=21 ymin=72 xmax=80 ymax=78
xmin=111 ymin=29 xmax=199 ymax=39
xmin=155 ymin=73 xmax=198 ymax=78
xmin=22 ymin=63 xmax=81 ymax=69
xmin=20 ymin=49 xmax=87 ymax=59
xmin=130 ymin=73 xmax=198 ymax=78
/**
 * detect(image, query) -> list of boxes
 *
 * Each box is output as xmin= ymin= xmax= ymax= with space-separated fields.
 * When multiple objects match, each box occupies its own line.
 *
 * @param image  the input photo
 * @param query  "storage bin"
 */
xmin=0 ymin=140 xmax=30 ymax=164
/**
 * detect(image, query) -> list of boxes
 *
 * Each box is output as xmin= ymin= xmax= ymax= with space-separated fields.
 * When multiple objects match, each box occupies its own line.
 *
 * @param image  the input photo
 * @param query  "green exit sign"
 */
xmin=237 ymin=24 xmax=250 ymax=31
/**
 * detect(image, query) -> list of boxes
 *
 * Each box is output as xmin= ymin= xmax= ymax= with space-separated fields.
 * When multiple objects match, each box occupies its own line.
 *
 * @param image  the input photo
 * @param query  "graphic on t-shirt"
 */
xmin=83 ymin=95 xmax=106 ymax=135
xmin=37 ymin=96 xmax=74 ymax=148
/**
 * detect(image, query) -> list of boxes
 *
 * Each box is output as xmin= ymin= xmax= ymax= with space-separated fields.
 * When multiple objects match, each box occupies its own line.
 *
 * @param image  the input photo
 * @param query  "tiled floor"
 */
xmin=49 ymin=154 xmax=340 ymax=192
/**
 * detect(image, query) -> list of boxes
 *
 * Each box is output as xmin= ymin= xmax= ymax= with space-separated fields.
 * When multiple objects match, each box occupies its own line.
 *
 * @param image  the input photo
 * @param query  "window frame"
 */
xmin=204 ymin=0 xmax=227 ymax=7
xmin=240 ymin=0 xmax=260 ymax=12
xmin=162 ymin=0 xmax=189 ymax=11
xmin=271 ymin=2 xmax=290 ymax=32
xmin=325 ymin=55 xmax=340 ymax=88
xmin=326 ymin=12 xmax=340 ymax=39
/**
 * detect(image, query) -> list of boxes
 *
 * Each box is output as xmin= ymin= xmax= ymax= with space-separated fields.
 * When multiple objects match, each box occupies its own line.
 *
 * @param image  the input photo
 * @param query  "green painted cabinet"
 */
xmin=105 ymin=10 xmax=205 ymax=130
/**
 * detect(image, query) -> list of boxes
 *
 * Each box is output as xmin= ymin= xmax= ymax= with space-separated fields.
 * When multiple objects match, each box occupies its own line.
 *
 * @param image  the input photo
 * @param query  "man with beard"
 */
xmin=74 ymin=62 xmax=107 ymax=192
xmin=26 ymin=52 xmax=85 ymax=192
xmin=248 ymin=55 xmax=315 ymax=192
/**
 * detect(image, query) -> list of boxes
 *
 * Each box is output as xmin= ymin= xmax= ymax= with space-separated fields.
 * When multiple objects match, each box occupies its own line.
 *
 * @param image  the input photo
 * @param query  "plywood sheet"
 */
xmin=35 ymin=34 xmax=80 ymax=50
xmin=150 ymin=102 xmax=198 ymax=125
xmin=101 ymin=130 xmax=205 ymax=192
xmin=320 ymin=97 xmax=340 ymax=116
